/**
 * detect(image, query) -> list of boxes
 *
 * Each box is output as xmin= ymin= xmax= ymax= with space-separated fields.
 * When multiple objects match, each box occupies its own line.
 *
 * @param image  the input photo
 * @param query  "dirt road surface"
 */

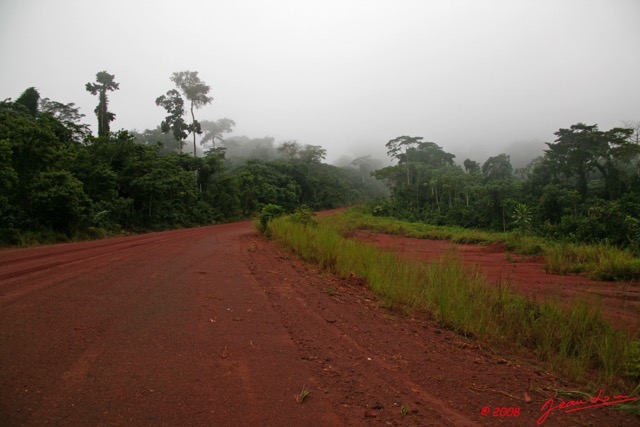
xmin=1 ymin=220 xmax=637 ymax=426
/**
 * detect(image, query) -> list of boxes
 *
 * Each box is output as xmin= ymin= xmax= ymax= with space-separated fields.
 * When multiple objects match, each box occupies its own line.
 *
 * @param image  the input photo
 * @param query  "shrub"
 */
xmin=288 ymin=205 xmax=317 ymax=227
xmin=257 ymin=204 xmax=285 ymax=233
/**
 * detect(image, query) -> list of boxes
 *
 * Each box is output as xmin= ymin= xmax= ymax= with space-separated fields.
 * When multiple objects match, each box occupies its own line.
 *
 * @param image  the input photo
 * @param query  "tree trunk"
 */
xmin=502 ymin=207 xmax=506 ymax=232
xmin=191 ymin=102 xmax=197 ymax=157
xmin=98 ymin=91 xmax=107 ymax=137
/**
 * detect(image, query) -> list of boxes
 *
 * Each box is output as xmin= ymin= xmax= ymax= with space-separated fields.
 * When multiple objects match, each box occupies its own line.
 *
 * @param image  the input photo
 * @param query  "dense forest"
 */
xmin=0 ymin=71 xmax=386 ymax=244
xmin=372 ymin=126 xmax=640 ymax=253
xmin=2 ymin=70 xmax=639 ymax=252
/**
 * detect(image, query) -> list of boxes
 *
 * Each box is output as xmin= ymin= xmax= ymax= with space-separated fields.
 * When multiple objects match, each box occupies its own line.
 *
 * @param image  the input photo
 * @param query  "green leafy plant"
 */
xmin=288 ymin=205 xmax=317 ymax=227
xmin=257 ymin=204 xmax=285 ymax=233
xmin=511 ymin=202 xmax=532 ymax=233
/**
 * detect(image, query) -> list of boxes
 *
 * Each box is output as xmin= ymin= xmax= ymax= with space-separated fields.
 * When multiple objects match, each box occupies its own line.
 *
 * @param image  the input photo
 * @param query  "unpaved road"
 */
xmin=1 ymin=220 xmax=637 ymax=426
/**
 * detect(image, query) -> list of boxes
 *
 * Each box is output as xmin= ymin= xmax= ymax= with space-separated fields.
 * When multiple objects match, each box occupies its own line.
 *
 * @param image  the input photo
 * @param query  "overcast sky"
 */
xmin=1 ymin=0 xmax=639 ymax=165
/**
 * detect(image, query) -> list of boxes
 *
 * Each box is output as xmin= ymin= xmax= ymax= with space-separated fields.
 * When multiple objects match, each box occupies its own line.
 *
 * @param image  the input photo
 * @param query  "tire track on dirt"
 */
xmin=0 ymin=227 xmax=209 ymax=281
xmin=0 ymin=226 xmax=228 ymax=305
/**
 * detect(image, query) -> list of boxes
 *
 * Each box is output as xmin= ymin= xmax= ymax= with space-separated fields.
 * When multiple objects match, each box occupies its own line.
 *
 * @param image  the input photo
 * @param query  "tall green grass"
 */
xmin=545 ymin=243 xmax=640 ymax=281
xmin=331 ymin=209 xmax=503 ymax=244
xmin=338 ymin=209 xmax=640 ymax=280
xmin=264 ymin=213 xmax=639 ymax=383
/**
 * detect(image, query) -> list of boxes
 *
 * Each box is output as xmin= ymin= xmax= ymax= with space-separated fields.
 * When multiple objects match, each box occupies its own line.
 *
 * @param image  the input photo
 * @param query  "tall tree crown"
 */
xmin=85 ymin=71 xmax=119 ymax=138
xmin=15 ymin=87 xmax=40 ymax=117
xmin=160 ymin=71 xmax=213 ymax=156
xmin=170 ymin=71 xmax=213 ymax=108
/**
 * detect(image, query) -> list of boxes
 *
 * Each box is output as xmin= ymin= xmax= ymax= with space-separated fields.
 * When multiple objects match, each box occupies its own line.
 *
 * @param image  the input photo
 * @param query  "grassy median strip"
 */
xmin=333 ymin=209 xmax=640 ymax=281
xmin=265 ymin=211 xmax=639 ymax=384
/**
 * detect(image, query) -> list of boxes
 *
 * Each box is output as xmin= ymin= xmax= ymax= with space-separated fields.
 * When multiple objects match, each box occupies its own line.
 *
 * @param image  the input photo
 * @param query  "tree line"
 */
xmin=4 ymin=69 xmax=637 ymax=251
xmin=0 ymin=71 xmax=385 ymax=244
xmin=373 ymin=125 xmax=640 ymax=253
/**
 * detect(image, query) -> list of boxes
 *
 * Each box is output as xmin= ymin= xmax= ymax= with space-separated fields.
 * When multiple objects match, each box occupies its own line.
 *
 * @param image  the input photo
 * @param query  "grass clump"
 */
xmin=625 ymin=341 xmax=640 ymax=379
xmin=545 ymin=243 xmax=640 ymax=281
xmin=288 ymin=205 xmax=317 ymax=227
xmin=331 ymin=209 xmax=502 ymax=244
xmin=294 ymin=385 xmax=310 ymax=403
xmin=504 ymin=234 xmax=545 ymax=256
xmin=265 ymin=211 xmax=638 ymax=384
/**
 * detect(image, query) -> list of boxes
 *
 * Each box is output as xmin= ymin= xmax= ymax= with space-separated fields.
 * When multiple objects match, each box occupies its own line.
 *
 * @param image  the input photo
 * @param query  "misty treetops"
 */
xmin=374 ymin=124 xmax=640 ymax=253
xmin=156 ymin=71 xmax=213 ymax=156
xmin=1 ymin=70 xmax=639 ymax=253
xmin=0 ymin=71 xmax=385 ymax=243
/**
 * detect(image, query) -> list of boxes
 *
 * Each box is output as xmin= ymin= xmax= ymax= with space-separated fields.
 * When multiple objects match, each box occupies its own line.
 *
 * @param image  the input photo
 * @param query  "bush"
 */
xmin=288 ymin=206 xmax=317 ymax=227
xmin=257 ymin=204 xmax=285 ymax=233
xmin=29 ymin=170 xmax=91 ymax=234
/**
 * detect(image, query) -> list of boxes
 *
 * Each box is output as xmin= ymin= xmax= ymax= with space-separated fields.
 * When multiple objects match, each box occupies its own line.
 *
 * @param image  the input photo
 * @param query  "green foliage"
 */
xmin=482 ymin=153 xmax=513 ymax=182
xmin=340 ymin=208 xmax=501 ymax=244
xmin=40 ymin=97 xmax=89 ymax=143
xmin=463 ymin=158 xmax=481 ymax=174
xmin=288 ymin=206 xmax=317 ymax=227
xmin=536 ymin=196 xmax=640 ymax=254
xmin=277 ymin=140 xmax=327 ymax=163
xmin=257 ymin=204 xmax=285 ymax=233
xmin=14 ymin=87 xmax=40 ymax=117
xmin=503 ymin=234 xmax=544 ymax=256
xmin=625 ymin=342 xmax=640 ymax=379
xmin=375 ymin=125 xmax=640 ymax=256
xmin=29 ymin=170 xmax=90 ymax=234
xmin=0 ymin=97 xmax=376 ymax=244
xmin=134 ymin=126 xmax=181 ymax=154
xmin=85 ymin=71 xmax=119 ymax=138
xmin=0 ymin=79 xmax=389 ymax=245
xmin=167 ymin=70 xmax=213 ymax=156
xmin=235 ymin=160 xmax=300 ymax=216
xmin=511 ymin=202 xmax=533 ymax=243
xmin=349 ymin=208 xmax=639 ymax=280
xmin=0 ymin=139 xmax=18 ymax=237
xmin=545 ymin=243 xmax=640 ymax=281
xmin=155 ymin=89 xmax=189 ymax=151
xmin=128 ymin=155 xmax=206 ymax=228
xmin=544 ymin=123 xmax=637 ymax=199
xmin=624 ymin=215 xmax=640 ymax=255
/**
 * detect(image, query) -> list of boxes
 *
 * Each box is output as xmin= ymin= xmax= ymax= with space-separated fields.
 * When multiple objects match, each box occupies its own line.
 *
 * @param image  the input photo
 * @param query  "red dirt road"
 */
xmin=1 ymin=221 xmax=637 ymax=426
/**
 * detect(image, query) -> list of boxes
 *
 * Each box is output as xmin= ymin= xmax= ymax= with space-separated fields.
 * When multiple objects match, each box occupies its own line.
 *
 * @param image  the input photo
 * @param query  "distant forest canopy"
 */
xmin=1 ymin=70 xmax=639 ymax=251
xmin=372 ymin=126 xmax=640 ymax=253
xmin=0 ymin=72 xmax=388 ymax=244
